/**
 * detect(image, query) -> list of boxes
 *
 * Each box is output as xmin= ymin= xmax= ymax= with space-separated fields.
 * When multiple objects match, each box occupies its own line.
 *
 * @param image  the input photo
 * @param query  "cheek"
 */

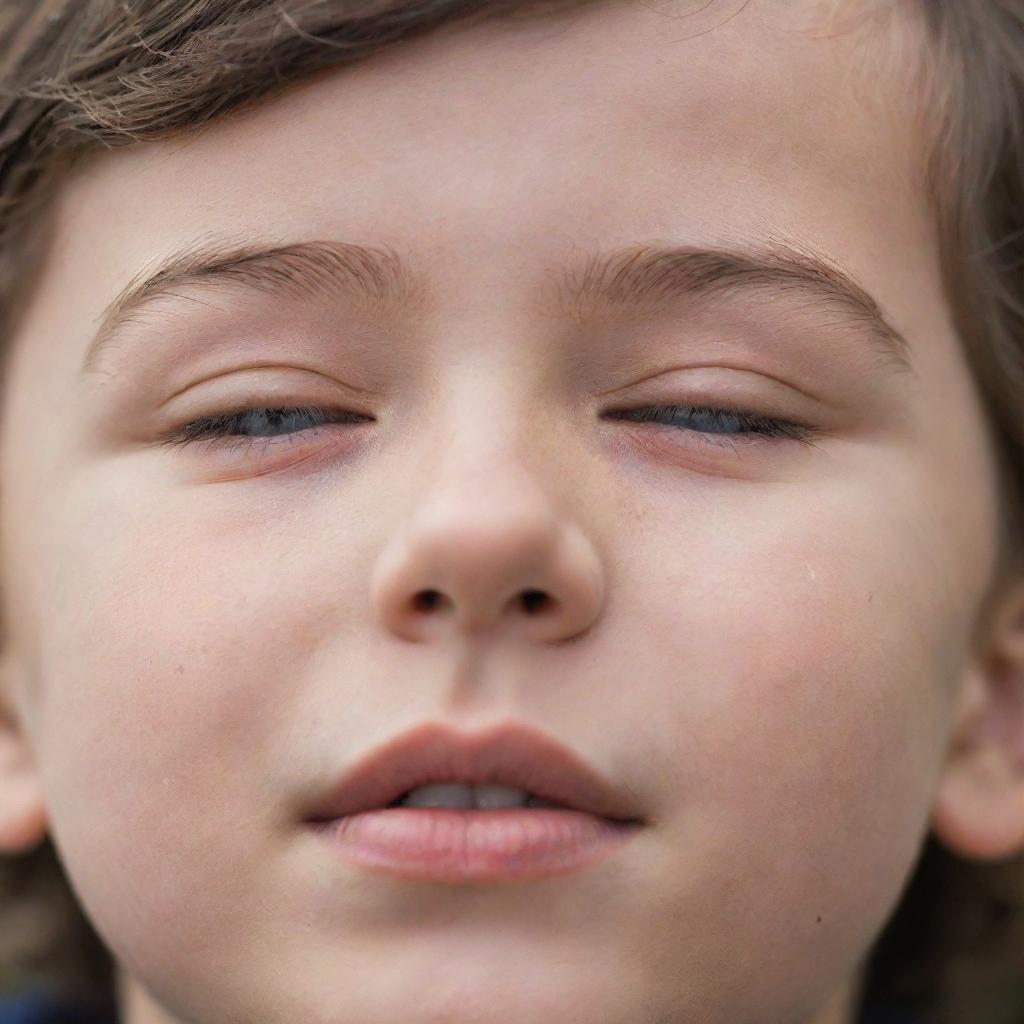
xmin=616 ymin=469 xmax=978 ymax=1015
xmin=24 ymin=474 xmax=338 ymax=975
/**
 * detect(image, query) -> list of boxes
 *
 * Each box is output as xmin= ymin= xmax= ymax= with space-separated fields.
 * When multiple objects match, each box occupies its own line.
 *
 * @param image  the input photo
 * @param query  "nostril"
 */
xmin=411 ymin=589 xmax=551 ymax=617
xmin=521 ymin=590 xmax=550 ymax=614
xmin=413 ymin=590 xmax=443 ymax=612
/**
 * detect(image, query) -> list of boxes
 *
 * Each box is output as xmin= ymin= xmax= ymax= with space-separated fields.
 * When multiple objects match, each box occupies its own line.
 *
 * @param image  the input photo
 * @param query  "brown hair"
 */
xmin=0 ymin=1 xmax=1021 ymax=1021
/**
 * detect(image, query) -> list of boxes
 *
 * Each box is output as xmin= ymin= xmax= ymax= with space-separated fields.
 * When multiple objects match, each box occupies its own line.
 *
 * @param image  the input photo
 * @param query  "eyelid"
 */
xmin=149 ymin=349 xmax=835 ymax=484
xmin=152 ymin=405 xmax=371 ymax=482
xmin=158 ymin=399 xmax=821 ymax=477
xmin=156 ymin=404 xmax=368 ymax=450
xmin=605 ymin=403 xmax=821 ymax=447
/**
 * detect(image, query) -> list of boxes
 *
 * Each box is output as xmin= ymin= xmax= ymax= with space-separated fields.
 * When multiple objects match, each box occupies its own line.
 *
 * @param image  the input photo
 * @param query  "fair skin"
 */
xmin=0 ymin=0 xmax=1023 ymax=1021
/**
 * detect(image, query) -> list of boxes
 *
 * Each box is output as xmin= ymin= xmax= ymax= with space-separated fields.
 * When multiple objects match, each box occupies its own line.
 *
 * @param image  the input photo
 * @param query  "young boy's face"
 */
xmin=0 ymin=1 xmax=1015 ymax=1022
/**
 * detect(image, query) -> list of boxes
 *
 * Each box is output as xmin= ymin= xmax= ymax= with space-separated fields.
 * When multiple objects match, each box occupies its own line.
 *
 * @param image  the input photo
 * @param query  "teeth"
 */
xmin=402 ymin=783 xmax=474 ymax=809
xmin=397 ymin=782 xmax=562 ymax=810
xmin=474 ymin=784 xmax=529 ymax=809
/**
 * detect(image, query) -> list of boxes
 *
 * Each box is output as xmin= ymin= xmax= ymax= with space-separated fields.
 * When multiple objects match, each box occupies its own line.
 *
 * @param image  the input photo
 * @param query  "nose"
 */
xmin=369 ymin=449 xmax=605 ymax=646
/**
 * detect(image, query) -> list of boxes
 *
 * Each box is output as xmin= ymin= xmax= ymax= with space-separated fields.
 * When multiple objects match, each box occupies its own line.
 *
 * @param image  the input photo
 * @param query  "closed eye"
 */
xmin=156 ymin=402 xmax=821 ymax=456
xmin=157 ymin=405 xmax=372 ymax=453
xmin=603 ymin=404 xmax=820 ymax=447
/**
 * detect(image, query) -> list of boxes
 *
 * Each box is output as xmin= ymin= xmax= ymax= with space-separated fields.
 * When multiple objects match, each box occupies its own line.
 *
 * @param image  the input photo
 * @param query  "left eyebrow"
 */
xmin=81 ymin=233 xmax=914 ymax=377
xmin=542 ymin=235 xmax=915 ymax=376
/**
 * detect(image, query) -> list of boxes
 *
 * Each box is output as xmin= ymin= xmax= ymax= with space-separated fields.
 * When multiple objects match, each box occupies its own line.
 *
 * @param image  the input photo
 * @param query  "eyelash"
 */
xmin=157 ymin=406 xmax=369 ymax=455
xmin=605 ymin=404 xmax=819 ymax=447
xmin=156 ymin=403 xmax=820 ymax=454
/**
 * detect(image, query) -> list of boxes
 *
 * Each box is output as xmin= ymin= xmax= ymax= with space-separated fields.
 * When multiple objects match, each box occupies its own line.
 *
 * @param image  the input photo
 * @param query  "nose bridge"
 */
xmin=416 ymin=426 xmax=562 ymax=575
xmin=369 ymin=381 xmax=605 ymax=645
xmin=409 ymin=352 xmax=571 ymax=540
xmin=431 ymin=361 xmax=557 ymax=496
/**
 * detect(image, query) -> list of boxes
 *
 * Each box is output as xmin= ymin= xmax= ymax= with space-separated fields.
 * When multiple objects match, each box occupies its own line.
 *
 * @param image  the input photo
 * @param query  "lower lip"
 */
xmin=310 ymin=807 xmax=643 ymax=882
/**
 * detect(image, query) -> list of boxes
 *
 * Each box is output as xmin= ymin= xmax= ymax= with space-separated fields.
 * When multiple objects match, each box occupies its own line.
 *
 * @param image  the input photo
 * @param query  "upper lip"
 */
xmin=305 ymin=720 xmax=644 ymax=824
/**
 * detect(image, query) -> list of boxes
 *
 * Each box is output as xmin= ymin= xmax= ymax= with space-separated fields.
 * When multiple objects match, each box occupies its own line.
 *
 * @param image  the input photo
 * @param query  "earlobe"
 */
xmin=930 ymin=585 xmax=1024 ymax=863
xmin=931 ymin=738 xmax=1024 ymax=862
xmin=0 ymin=710 xmax=47 ymax=853
xmin=0 ymin=653 xmax=47 ymax=854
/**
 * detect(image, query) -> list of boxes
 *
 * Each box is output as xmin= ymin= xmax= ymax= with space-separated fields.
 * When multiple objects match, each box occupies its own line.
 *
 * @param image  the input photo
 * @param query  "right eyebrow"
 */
xmin=82 ymin=237 xmax=431 ymax=373
xmin=80 ymin=233 xmax=915 ymax=377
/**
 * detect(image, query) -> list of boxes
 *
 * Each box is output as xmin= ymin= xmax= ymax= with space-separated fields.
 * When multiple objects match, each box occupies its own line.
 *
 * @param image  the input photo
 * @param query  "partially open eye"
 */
xmin=158 ymin=405 xmax=372 ymax=452
xmin=605 ymin=404 xmax=818 ymax=444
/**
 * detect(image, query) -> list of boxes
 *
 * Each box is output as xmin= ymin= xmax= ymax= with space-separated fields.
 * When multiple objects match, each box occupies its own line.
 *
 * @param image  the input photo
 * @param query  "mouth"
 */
xmin=304 ymin=719 xmax=646 ymax=883
xmin=378 ymin=781 xmax=575 ymax=811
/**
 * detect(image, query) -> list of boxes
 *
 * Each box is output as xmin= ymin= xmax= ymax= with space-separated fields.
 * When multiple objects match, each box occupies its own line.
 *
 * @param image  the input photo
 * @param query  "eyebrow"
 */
xmin=83 ymin=236 xmax=427 ymax=373
xmin=81 ymin=233 xmax=914 ymax=375
xmin=545 ymin=235 xmax=914 ymax=374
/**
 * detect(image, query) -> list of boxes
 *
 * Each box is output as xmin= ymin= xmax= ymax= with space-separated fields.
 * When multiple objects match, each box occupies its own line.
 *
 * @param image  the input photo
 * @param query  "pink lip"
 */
xmin=310 ymin=806 xmax=641 ymax=883
xmin=304 ymin=719 xmax=645 ymax=823
xmin=303 ymin=719 xmax=646 ymax=882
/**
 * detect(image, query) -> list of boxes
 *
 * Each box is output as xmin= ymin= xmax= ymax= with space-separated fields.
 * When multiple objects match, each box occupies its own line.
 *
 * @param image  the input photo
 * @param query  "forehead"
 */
xmin=41 ymin=0 xmax=937 ymax=360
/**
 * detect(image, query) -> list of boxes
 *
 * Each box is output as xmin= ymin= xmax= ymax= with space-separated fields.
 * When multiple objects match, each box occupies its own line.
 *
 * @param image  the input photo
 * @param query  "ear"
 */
xmin=930 ymin=581 xmax=1024 ymax=862
xmin=0 ymin=647 xmax=47 ymax=853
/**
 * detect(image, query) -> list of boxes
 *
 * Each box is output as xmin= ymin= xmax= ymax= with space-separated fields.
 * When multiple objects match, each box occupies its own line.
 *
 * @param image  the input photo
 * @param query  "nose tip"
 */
xmin=371 ymin=516 xmax=604 ymax=645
